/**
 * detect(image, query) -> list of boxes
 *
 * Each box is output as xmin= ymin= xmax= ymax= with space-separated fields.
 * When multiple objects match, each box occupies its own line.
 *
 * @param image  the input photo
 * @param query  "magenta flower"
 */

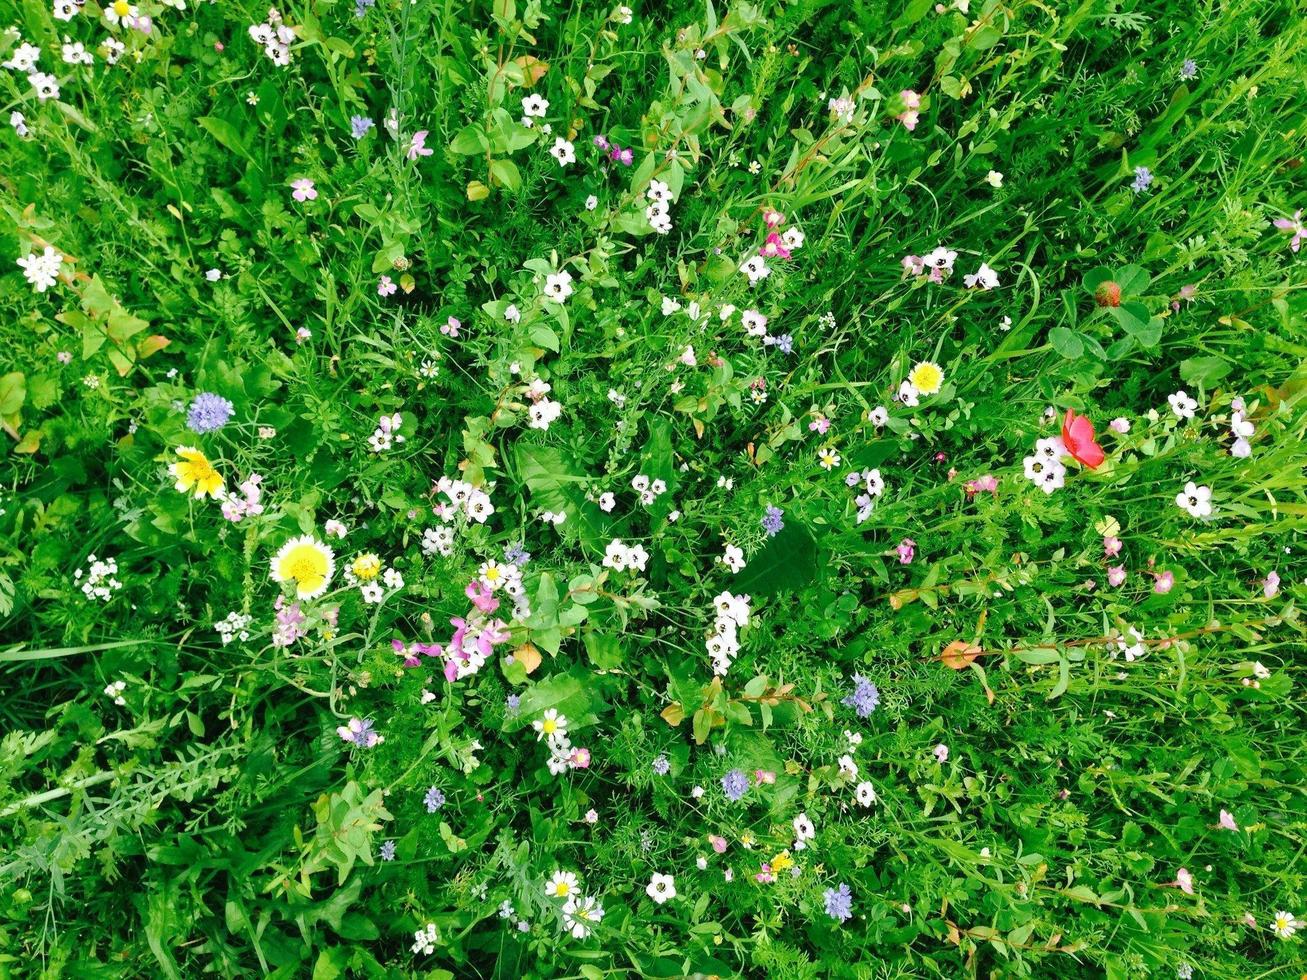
xmin=1153 ymin=570 xmax=1175 ymax=594
xmin=1273 ymin=210 xmax=1304 ymax=252
xmin=896 ymin=538 xmax=916 ymax=564
xmin=290 ymin=178 xmax=317 ymax=202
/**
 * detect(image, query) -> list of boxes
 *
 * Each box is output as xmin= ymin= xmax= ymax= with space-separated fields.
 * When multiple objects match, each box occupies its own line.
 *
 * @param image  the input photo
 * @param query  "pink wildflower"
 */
xmin=290 ymin=178 xmax=317 ymax=202
xmin=896 ymin=538 xmax=916 ymax=565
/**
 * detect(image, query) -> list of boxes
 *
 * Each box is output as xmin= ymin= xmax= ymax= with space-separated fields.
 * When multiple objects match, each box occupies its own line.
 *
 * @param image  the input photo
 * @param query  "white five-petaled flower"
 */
xmin=549 ymin=137 xmax=575 ymax=167
xmin=1175 ymin=481 xmax=1212 ymax=518
xmin=740 ymin=255 xmax=770 ymax=283
xmin=720 ymin=544 xmax=745 ymax=573
xmin=1168 ymin=390 xmax=1198 ymax=419
xmin=645 ymin=873 xmax=676 ymax=904
xmin=521 ymin=93 xmax=549 ymax=117
xmin=855 ymin=781 xmax=877 ymax=807
xmin=544 ymin=270 xmax=574 ymax=303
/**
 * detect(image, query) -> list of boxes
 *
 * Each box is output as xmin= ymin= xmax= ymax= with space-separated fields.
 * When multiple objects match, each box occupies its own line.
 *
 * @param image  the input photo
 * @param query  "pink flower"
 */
xmin=896 ymin=90 xmax=921 ymax=131
xmin=1103 ymin=536 xmax=1122 ymax=557
xmin=1273 ymin=209 xmax=1304 ymax=252
xmin=441 ymin=316 xmax=462 ymax=337
xmin=1153 ymin=570 xmax=1174 ymax=594
xmin=754 ymin=769 xmax=776 ymax=784
xmin=965 ymin=474 xmax=998 ymax=495
xmin=760 ymin=231 xmax=791 ymax=259
xmin=1172 ymin=867 xmax=1194 ymax=895
xmin=808 ymin=416 xmax=831 ymax=435
xmin=1108 ymin=566 xmax=1126 ymax=587
xmin=709 ymin=835 xmax=728 ymax=853
xmin=762 ymin=209 xmax=784 ymax=228
xmin=1109 ymin=417 xmax=1130 ymax=434
xmin=377 ymin=275 xmax=397 ymax=297
xmin=1218 ymin=809 xmax=1238 ymax=831
xmin=1263 ymin=570 xmax=1280 ymax=598
xmin=896 ymin=538 xmax=916 ymax=565
xmin=570 ymin=747 xmax=591 ymax=768
xmin=933 ymin=744 xmax=948 ymax=763
xmin=406 ymin=129 xmax=434 ymax=160
xmin=290 ymin=178 xmax=317 ymax=202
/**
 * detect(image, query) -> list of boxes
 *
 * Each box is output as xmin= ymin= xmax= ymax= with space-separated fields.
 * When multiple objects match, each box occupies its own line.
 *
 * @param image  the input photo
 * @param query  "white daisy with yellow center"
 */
xmin=271 ymin=535 xmax=336 ymax=600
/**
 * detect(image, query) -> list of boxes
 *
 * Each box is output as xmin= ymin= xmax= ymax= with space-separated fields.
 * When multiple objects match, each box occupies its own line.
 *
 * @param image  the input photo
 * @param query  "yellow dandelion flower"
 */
xmin=908 ymin=361 xmax=944 ymax=396
xmin=770 ymin=850 xmax=794 ymax=873
xmin=170 ymin=446 xmax=224 ymax=499
xmin=350 ymin=553 xmax=382 ymax=581
xmin=271 ymin=535 xmax=336 ymax=600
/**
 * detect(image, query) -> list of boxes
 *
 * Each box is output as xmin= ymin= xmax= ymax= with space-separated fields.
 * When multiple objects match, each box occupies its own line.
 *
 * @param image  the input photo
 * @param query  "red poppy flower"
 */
xmin=1062 ymin=409 xmax=1105 ymax=469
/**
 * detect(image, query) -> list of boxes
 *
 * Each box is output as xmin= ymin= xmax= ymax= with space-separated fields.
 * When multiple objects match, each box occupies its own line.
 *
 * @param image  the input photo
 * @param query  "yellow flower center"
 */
xmin=351 ymin=554 xmax=381 ymax=580
xmin=555 ymin=882 xmax=569 ymax=896
xmin=113 ymin=0 xmax=130 ymax=14
xmin=542 ymin=719 xmax=557 ymax=734
xmin=485 ymin=566 xmax=501 ymax=581
xmin=279 ymin=544 xmax=329 ymax=592
xmin=909 ymin=363 xmax=944 ymax=395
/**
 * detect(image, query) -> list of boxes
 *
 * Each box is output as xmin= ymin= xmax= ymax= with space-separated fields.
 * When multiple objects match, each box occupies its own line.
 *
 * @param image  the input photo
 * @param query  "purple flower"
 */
xmin=842 ymin=674 xmax=879 ymax=718
xmin=761 ymin=506 xmax=785 ymax=537
xmin=350 ymin=115 xmax=374 ymax=139
xmin=186 ymin=392 xmax=234 ymax=433
xmin=506 ymin=694 xmax=520 ymax=714
xmin=290 ymin=178 xmax=318 ymax=202
xmin=505 ymin=542 xmax=530 ymax=566
xmin=379 ymin=839 xmax=396 ymax=861
xmin=1131 ymin=167 xmax=1153 ymax=194
xmin=354 ymin=0 xmax=375 ymax=17
xmin=337 ymin=717 xmax=381 ymax=748
xmin=652 ymin=754 xmax=670 ymax=775
xmin=722 ymin=768 xmax=749 ymax=802
xmin=1180 ymin=59 xmax=1198 ymax=80
xmin=424 ymin=786 xmax=445 ymax=813
xmin=824 ymin=882 xmax=853 ymax=923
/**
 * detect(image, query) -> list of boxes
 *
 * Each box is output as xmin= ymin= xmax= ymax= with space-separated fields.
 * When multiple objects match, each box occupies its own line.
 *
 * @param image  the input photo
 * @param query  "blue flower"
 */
xmin=379 ymin=839 xmax=396 ymax=861
xmin=350 ymin=115 xmax=375 ymax=139
xmin=722 ymin=768 xmax=749 ymax=801
xmin=1131 ymin=166 xmax=1154 ymax=194
xmin=842 ymin=674 xmax=879 ymax=718
xmin=652 ymin=754 xmax=670 ymax=775
xmin=424 ymin=786 xmax=445 ymax=813
xmin=761 ymin=506 xmax=785 ymax=537
xmin=186 ymin=392 xmax=234 ymax=434
xmin=824 ymin=882 xmax=853 ymax=923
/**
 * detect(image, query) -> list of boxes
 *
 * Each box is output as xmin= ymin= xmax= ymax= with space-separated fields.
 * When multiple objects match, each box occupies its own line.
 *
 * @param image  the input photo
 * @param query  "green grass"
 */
xmin=2 ymin=0 xmax=1306 ymax=976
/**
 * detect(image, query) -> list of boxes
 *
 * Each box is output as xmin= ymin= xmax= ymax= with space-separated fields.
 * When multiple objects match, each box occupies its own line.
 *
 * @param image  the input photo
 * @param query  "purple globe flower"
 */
xmin=843 ymin=674 xmax=880 ymax=718
xmin=761 ymin=506 xmax=785 ymax=537
xmin=652 ymin=754 xmax=670 ymax=775
xmin=186 ymin=392 xmax=234 ymax=434
xmin=424 ymin=786 xmax=445 ymax=813
xmin=722 ymin=768 xmax=749 ymax=802
xmin=824 ymin=882 xmax=853 ymax=923
xmin=379 ymin=840 xmax=396 ymax=861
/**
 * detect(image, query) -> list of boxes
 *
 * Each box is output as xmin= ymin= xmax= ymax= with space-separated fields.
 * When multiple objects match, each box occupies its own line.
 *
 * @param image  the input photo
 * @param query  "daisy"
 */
xmin=105 ymin=0 xmax=139 ymax=26
xmin=645 ymin=873 xmax=676 ymax=904
xmin=818 ymin=447 xmax=841 ymax=471
xmin=1271 ymin=910 xmax=1299 ymax=939
xmin=544 ymin=869 xmax=579 ymax=899
xmin=561 ymin=895 xmax=604 ymax=938
xmin=350 ymin=553 xmax=382 ymax=581
xmin=532 ymin=708 xmax=569 ymax=743
xmin=270 ymin=535 xmax=336 ymax=600
xmin=1175 ymin=481 xmax=1212 ymax=518
xmin=908 ymin=361 xmax=944 ymax=396
xmin=169 ymin=446 xmax=224 ymax=499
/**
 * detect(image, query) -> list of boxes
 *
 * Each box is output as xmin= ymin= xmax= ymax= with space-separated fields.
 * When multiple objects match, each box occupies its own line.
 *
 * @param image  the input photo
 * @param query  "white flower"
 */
xmin=544 ymin=869 xmax=579 ymax=899
xmin=28 ymin=71 xmax=60 ymax=101
xmin=597 ymin=491 xmax=616 ymax=512
xmin=544 ymin=270 xmax=574 ymax=303
xmin=382 ymin=567 xmax=404 ymax=590
xmin=1175 ymin=481 xmax=1212 ymax=518
xmin=645 ymin=873 xmax=676 ymax=904
xmin=647 ymin=179 xmax=672 ymax=204
xmin=924 ymin=246 xmax=957 ymax=273
xmin=739 ymin=255 xmax=770 ymax=283
xmin=867 ymin=406 xmax=888 ymax=426
xmin=855 ymin=781 xmax=877 ymax=807
xmin=10 ymin=110 xmax=29 ymax=138
xmin=781 ymin=227 xmax=804 ymax=250
xmin=985 ymin=170 xmax=1004 ymax=188
xmin=505 ymin=303 xmax=521 ymax=322
xmin=410 ymin=923 xmax=439 ymax=955
xmin=1271 ymin=911 xmax=1298 ymax=939
xmin=741 ymin=310 xmax=768 ymax=336
xmin=535 ymin=708 xmax=569 ymax=743
xmin=3 ymin=42 xmax=41 ymax=71
xmin=818 ymin=447 xmax=841 ymax=471
xmin=625 ymin=543 xmax=649 ymax=571
xmin=661 ymin=295 xmax=682 ymax=315
xmin=521 ymin=93 xmax=549 ymax=117
xmin=61 ymin=39 xmax=93 ymax=65
xmin=1023 ymin=454 xmax=1066 ymax=494
xmin=585 ymin=194 xmax=598 ymax=210
xmin=897 ymin=380 xmax=919 ymax=407
xmin=561 ymin=894 xmax=604 ymax=938
xmin=528 ymin=397 xmax=562 ymax=430
xmin=205 ymin=268 xmax=222 ymax=281
xmin=549 ymin=137 xmax=575 ymax=167
xmin=602 ymin=538 xmax=630 ymax=572
xmin=1168 ymin=390 xmax=1198 ymax=419
xmin=720 ymin=544 xmax=745 ymax=573
xmin=16 ymin=246 xmax=63 ymax=292
xmin=838 ymin=754 xmax=858 ymax=778
xmin=1113 ymin=626 xmax=1146 ymax=662
xmin=963 ymin=263 xmax=999 ymax=290
xmin=360 ymin=581 xmax=384 ymax=603
xmin=792 ymin=813 xmax=815 ymax=842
